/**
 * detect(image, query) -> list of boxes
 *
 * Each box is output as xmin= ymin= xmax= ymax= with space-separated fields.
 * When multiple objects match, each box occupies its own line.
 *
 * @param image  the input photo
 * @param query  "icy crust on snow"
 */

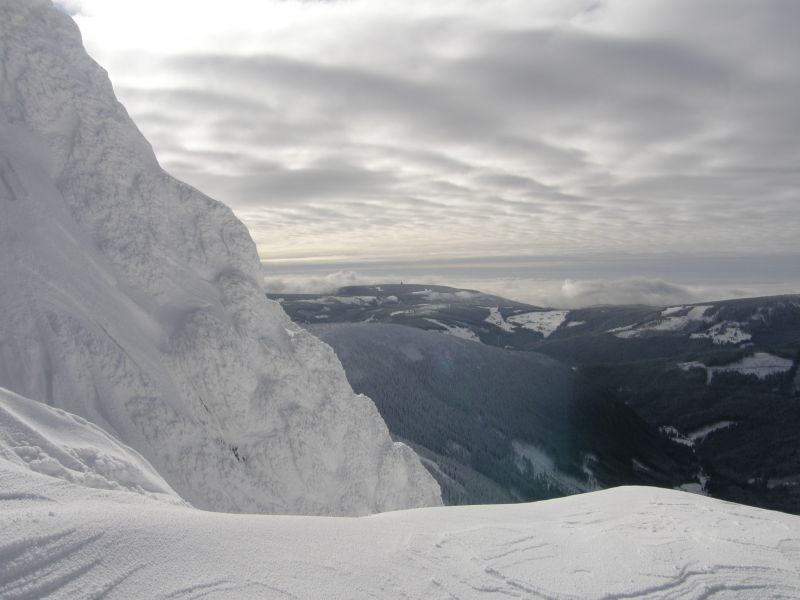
xmin=0 ymin=387 xmax=181 ymax=500
xmin=0 ymin=0 xmax=439 ymax=515
xmin=2 ymin=465 xmax=800 ymax=599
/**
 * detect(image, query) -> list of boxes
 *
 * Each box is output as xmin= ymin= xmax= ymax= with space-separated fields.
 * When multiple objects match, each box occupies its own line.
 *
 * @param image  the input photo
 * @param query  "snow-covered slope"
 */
xmin=2 ymin=458 xmax=799 ymax=599
xmin=0 ymin=386 xmax=181 ymax=502
xmin=0 ymin=0 xmax=439 ymax=515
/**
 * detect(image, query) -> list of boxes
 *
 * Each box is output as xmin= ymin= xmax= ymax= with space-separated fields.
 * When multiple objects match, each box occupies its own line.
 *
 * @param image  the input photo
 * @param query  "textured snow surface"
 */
xmin=0 ymin=387 xmax=180 ymax=501
xmin=0 ymin=0 xmax=439 ymax=515
xmin=2 ymin=463 xmax=800 ymax=600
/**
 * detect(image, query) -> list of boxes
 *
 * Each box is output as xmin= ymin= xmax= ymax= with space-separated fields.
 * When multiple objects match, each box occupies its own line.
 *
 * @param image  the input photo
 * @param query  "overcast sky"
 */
xmin=60 ymin=0 xmax=799 ymax=305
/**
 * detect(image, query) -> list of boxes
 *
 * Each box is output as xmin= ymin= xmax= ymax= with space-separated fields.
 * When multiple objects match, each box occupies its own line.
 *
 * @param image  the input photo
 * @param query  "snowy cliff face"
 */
xmin=0 ymin=0 xmax=440 ymax=515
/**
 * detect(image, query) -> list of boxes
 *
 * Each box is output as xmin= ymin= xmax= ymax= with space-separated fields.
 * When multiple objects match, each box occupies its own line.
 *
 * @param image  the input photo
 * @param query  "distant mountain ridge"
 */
xmin=273 ymin=284 xmax=800 ymax=512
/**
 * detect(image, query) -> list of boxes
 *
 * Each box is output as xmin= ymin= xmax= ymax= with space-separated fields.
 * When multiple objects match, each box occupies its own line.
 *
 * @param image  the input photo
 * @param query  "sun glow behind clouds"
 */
xmin=63 ymin=0 xmax=800 ymax=295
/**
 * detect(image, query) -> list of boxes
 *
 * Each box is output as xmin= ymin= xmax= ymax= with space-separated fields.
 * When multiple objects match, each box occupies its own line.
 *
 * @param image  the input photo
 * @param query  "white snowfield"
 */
xmin=2 ymin=456 xmax=800 ymax=600
xmin=0 ymin=0 xmax=439 ymax=515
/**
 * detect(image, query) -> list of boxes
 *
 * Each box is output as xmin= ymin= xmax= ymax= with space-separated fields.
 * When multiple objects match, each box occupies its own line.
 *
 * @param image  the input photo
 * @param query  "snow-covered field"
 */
xmin=3 ymin=459 xmax=800 ymax=600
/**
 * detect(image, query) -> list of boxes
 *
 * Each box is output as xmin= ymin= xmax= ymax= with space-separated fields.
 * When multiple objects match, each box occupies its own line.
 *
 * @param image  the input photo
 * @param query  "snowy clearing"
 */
xmin=321 ymin=295 xmax=378 ymax=305
xmin=507 ymin=310 xmax=569 ymax=338
xmin=687 ymin=421 xmax=739 ymax=443
xmin=511 ymin=440 xmax=597 ymax=495
xmin=483 ymin=306 xmax=515 ymax=332
xmin=611 ymin=305 xmax=713 ymax=338
xmin=708 ymin=353 xmax=794 ymax=383
xmin=690 ymin=321 xmax=752 ymax=345
xmin=424 ymin=318 xmax=482 ymax=342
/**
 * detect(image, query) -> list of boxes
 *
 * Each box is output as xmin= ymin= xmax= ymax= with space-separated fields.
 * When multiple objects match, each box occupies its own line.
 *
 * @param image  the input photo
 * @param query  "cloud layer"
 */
xmin=65 ymin=0 xmax=800 ymax=289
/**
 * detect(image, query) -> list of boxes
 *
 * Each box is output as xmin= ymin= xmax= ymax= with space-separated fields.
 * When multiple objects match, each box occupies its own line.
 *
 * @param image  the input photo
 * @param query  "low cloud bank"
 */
xmin=262 ymin=267 xmax=797 ymax=308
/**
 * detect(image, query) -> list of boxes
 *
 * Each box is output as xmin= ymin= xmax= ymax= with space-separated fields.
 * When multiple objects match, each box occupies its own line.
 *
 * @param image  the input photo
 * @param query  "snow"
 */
xmin=678 ymin=472 xmax=711 ymax=496
xmin=708 ymin=353 xmax=794 ymax=383
xmin=3 ymin=457 xmax=800 ymax=599
xmin=611 ymin=305 xmax=713 ymax=338
xmin=680 ymin=354 xmax=793 ymax=384
xmin=679 ymin=360 xmax=707 ymax=372
xmin=0 ymin=387 xmax=181 ymax=502
xmin=511 ymin=440 xmax=597 ymax=494
xmin=690 ymin=321 xmax=752 ymax=345
xmin=659 ymin=425 xmax=694 ymax=447
xmin=424 ymin=318 xmax=482 ymax=343
xmin=483 ymin=306 xmax=515 ymax=332
xmin=678 ymin=352 xmax=794 ymax=383
xmin=322 ymin=295 xmax=378 ymax=305
xmin=687 ymin=420 xmax=738 ymax=443
xmin=411 ymin=290 xmax=480 ymax=302
xmin=507 ymin=310 xmax=569 ymax=338
xmin=660 ymin=422 xmax=738 ymax=447
xmin=0 ymin=0 xmax=440 ymax=516
xmin=566 ymin=320 xmax=586 ymax=327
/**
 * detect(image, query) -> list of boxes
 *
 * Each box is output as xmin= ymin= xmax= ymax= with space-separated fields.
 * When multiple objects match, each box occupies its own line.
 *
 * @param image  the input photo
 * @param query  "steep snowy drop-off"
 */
xmin=0 ymin=0 xmax=440 ymax=515
xmin=2 ymin=457 xmax=800 ymax=599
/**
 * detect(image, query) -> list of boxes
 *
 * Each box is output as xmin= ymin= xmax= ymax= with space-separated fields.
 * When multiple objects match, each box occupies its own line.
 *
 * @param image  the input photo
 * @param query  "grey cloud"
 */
xmin=83 ymin=0 xmax=800 ymax=276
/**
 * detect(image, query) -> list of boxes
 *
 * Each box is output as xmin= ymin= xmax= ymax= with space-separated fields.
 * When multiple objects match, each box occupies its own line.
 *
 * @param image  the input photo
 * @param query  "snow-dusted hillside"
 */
xmin=0 ymin=0 xmax=439 ymax=515
xmin=2 ymin=452 xmax=799 ymax=599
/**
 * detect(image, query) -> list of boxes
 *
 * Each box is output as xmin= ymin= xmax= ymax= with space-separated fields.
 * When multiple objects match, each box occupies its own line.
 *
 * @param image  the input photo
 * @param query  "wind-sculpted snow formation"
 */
xmin=0 ymin=0 xmax=440 ymax=515
xmin=0 ymin=387 xmax=182 ymax=502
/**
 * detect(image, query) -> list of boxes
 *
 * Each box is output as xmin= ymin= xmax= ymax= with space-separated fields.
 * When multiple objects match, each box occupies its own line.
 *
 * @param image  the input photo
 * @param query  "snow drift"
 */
xmin=0 ymin=0 xmax=440 ymax=515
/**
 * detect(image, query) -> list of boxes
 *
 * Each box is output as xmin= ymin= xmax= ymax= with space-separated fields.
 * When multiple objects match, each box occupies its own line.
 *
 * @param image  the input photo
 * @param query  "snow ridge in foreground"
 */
xmin=1 ymin=460 xmax=799 ymax=599
xmin=0 ymin=0 xmax=439 ymax=515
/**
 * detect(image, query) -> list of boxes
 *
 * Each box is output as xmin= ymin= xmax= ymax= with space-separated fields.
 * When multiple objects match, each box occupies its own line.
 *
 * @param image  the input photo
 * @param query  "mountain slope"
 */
xmin=2 ymin=457 xmax=799 ymax=599
xmin=276 ymin=284 xmax=800 ymax=512
xmin=0 ymin=0 xmax=439 ymax=515
xmin=310 ymin=323 xmax=697 ymax=505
